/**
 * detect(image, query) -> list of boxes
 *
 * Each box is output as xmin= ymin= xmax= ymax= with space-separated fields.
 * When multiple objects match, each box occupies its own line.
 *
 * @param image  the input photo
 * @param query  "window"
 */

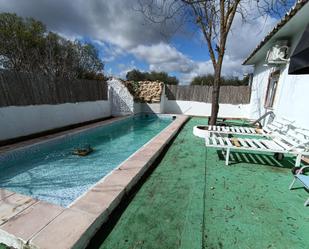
xmin=264 ymin=70 xmax=280 ymax=108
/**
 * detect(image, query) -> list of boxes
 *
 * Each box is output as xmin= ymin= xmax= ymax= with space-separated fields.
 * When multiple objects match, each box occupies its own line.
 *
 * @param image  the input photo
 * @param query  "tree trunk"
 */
xmin=209 ymin=70 xmax=221 ymax=125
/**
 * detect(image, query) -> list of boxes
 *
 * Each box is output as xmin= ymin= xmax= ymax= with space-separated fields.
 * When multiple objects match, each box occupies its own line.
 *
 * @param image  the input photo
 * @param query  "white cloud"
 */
xmin=0 ymin=0 xmax=173 ymax=50
xmin=93 ymin=40 xmax=127 ymax=62
xmin=0 ymin=0 xmax=279 ymax=84
xmin=131 ymin=43 xmax=195 ymax=73
xmin=128 ymin=7 xmax=278 ymax=84
xmin=117 ymin=60 xmax=137 ymax=79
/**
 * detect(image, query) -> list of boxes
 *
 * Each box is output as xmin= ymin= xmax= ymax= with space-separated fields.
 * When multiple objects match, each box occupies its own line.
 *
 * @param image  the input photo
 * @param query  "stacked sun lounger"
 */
xmin=203 ymin=118 xmax=309 ymax=166
xmin=201 ymin=117 xmax=293 ymax=137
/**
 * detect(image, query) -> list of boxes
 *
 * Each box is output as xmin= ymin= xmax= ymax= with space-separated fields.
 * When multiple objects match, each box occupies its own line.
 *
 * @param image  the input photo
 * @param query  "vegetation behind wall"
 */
xmin=126 ymin=69 xmax=178 ymax=85
xmin=191 ymin=74 xmax=250 ymax=86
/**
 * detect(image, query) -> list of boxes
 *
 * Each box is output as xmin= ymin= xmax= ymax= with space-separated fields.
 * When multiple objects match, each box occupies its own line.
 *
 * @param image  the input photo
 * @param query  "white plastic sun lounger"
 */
xmin=205 ymin=130 xmax=309 ymax=166
xmin=194 ymin=118 xmax=293 ymax=138
xmin=289 ymin=166 xmax=309 ymax=206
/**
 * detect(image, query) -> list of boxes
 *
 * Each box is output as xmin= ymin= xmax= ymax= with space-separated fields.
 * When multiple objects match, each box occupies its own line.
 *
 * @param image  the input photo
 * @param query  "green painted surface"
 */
xmin=96 ymin=118 xmax=309 ymax=249
xmin=0 ymin=244 xmax=8 ymax=249
xmin=216 ymin=118 xmax=252 ymax=127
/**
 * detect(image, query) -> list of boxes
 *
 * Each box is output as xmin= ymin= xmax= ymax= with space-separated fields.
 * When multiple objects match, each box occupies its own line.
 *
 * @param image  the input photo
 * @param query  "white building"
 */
xmin=244 ymin=0 xmax=309 ymax=129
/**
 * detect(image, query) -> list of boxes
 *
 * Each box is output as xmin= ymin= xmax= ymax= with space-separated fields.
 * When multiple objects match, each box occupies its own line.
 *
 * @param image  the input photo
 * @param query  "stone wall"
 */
xmin=124 ymin=81 xmax=163 ymax=103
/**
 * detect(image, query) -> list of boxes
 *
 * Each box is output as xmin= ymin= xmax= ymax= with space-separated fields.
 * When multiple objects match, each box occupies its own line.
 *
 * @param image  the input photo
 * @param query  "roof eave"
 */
xmin=242 ymin=0 xmax=308 ymax=66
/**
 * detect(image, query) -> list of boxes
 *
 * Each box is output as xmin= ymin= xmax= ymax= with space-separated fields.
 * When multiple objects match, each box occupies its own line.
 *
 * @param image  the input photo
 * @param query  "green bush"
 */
xmin=126 ymin=69 xmax=179 ymax=85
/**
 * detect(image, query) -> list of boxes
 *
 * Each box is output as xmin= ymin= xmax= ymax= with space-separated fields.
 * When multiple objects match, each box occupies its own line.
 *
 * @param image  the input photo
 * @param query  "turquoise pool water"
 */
xmin=0 ymin=114 xmax=172 ymax=207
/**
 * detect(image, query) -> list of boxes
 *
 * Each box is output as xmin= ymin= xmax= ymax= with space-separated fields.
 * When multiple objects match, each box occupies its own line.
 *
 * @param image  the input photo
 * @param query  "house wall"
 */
xmin=248 ymin=29 xmax=309 ymax=129
xmin=274 ymin=66 xmax=309 ymax=129
xmin=0 ymin=101 xmax=111 ymax=141
xmin=247 ymin=61 xmax=272 ymax=121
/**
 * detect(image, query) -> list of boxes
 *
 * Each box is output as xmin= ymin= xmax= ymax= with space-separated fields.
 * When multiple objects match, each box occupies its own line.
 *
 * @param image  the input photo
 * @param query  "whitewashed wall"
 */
xmin=161 ymin=86 xmax=249 ymax=118
xmin=140 ymin=103 xmax=161 ymax=113
xmin=108 ymin=78 xmax=135 ymax=116
xmin=247 ymin=61 xmax=272 ymax=120
xmin=248 ymin=28 xmax=309 ymax=129
xmin=0 ymin=101 xmax=110 ymax=141
xmin=108 ymin=78 xmax=162 ymax=115
xmin=273 ymin=66 xmax=309 ymax=129
xmin=162 ymin=100 xmax=249 ymax=118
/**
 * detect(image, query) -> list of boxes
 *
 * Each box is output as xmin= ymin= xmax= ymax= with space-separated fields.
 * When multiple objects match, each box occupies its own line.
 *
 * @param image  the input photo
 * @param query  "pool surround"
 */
xmin=0 ymin=114 xmax=188 ymax=249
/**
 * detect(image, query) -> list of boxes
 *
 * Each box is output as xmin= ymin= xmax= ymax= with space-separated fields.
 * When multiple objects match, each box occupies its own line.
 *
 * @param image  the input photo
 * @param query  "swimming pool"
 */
xmin=0 ymin=114 xmax=173 ymax=207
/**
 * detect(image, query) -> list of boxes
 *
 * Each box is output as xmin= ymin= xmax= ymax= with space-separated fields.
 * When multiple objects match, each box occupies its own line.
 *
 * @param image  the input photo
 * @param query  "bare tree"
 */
xmin=137 ymin=0 xmax=294 ymax=124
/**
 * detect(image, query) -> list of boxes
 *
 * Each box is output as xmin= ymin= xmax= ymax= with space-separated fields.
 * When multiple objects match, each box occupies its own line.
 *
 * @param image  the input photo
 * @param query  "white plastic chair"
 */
xmin=289 ymin=166 xmax=309 ymax=206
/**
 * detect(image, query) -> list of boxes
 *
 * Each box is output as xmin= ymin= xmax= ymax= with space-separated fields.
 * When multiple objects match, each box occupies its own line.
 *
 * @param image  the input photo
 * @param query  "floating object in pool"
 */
xmin=72 ymin=145 xmax=94 ymax=156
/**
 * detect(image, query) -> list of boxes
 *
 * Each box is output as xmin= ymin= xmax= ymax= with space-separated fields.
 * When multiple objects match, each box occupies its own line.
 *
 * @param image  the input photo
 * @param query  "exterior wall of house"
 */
xmin=274 ymin=65 xmax=309 ymax=129
xmin=247 ymin=61 xmax=272 ymax=121
xmin=248 ymin=30 xmax=309 ymax=129
xmin=0 ymin=101 xmax=111 ymax=141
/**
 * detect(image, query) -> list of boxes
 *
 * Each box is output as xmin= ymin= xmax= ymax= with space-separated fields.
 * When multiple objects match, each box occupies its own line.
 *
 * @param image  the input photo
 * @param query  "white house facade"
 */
xmin=244 ymin=0 xmax=309 ymax=129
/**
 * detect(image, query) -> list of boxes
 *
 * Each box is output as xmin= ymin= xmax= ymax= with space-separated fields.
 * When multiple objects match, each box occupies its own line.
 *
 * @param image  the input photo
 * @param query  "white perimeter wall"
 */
xmin=162 ymin=100 xmax=249 ymax=118
xmin=0 ymin=100 xmax=111 ymax=141
xmin=160 ymin=87 xmax=249 ymax=118
xmin=108 ymin=78 xmax=135 ymax=116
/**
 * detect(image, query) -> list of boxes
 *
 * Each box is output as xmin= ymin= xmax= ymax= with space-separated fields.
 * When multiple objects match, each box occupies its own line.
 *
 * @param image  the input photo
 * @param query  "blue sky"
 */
xmin=0 ymin=0 xmax=285 ymax=84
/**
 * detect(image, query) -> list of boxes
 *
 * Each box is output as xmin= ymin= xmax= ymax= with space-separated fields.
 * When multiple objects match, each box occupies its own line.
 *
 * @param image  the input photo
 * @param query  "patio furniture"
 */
xmin=193 ymin=117 xmax=294 ymax=138
xmin=204 ymin=129 xmax=309 ymax=166
xmin=289 ymin=166 xmax=309 ymax=206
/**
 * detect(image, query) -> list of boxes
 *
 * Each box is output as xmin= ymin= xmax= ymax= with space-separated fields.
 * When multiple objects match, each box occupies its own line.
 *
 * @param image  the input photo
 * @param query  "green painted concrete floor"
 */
xmin=96 ymin=117 xmax=309 ymax=249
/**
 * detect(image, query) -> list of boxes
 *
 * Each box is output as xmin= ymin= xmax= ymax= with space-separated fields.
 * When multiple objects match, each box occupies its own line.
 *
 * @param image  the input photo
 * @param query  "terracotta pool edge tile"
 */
xmin=0 ymin=228 xmax=24 ymax=249
xmin=29 ymin=208 xmax=97 ymax=249
xmin=0 ymin=201 xmax=64 ymax=247
xmin=0 ymin=189 xmax=15 ymax=201
xmin=0 ymin=194 xmax=38 ymax=226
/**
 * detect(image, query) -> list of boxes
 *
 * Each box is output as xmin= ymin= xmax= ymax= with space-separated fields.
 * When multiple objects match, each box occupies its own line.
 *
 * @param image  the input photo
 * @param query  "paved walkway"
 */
xmin=95 ymin=117 xmax=309 ymax=249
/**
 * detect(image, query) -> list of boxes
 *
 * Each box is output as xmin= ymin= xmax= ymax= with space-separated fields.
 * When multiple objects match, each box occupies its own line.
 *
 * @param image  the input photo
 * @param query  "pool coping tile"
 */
xmin=0 ymin=201 xmax=64 ymax=248
xmin=0 ymin=193 xmax=38 ymax=226
xmin=30 ymin=208 xmax=97 ymax=249
xmin=0 ymin=114 xmax=189 ymax=249
xmin=0 ymin=189 xmax=15 ymax=202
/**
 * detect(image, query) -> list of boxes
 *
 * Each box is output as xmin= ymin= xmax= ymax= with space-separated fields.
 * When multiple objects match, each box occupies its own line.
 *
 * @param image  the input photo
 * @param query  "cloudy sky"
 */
xmin=0 ymin=0 xmax=280 ymax=84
